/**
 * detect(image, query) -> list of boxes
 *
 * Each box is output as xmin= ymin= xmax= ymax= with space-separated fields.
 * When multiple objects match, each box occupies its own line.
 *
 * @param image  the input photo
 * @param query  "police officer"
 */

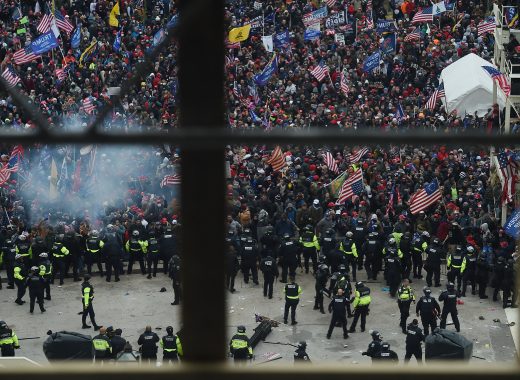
xmin=399 ymin=232 xmax=413 ymax=281
xmin=92 ymin=327 xmax=112 ymax=362
xmin=384 ymin=240 xmax=402 ymax=297
xmin=362 ymin=330 xmax=382 ymax=362
xmin=138 ymin=325 xmax=160 ymax=362
xmin=416 ymin=287 xmax=441 ymax=336
xmin=63 ymin=230 xmax=82 ymax=282
xmin=314 ymin=263 xmax=329 ymax=313
xmin=1 ymin=236 xmax=17 ymax=288
xmin=229 ymin=326 xmax=253 ymax=364
xmin=349 ymin=281 xmax=371 ymax=333
xmin=331 ymin=265 xmax=352 ymax=298
xmin=439 ymin=282 xmax=460 ymax=332
xmin=424 ymin=237 xmax=443 ymax=287
xmin=284 ymin=276 xmax=302 ymax=325
xmin=0 ymin=321 xmax=20 ymax=357
xmin=278 ymin=233 xmax=299 ymax=283
xmin=362 ymin=232 xmax=383 ymax=280
xmin=82 ymin=275 xmax=100 ymax=330
xmin=260 ymin=253 xmax=278 ymax=299
xmin=31 ymin=236 xmax=47 ymax=266
xmin=462 ymin=246 xmax=477 ymax=297
xmin=299 ymin=225 xmax=320 ymax=274
xmin=168 ymin=254 xmax=182 ymax=305
xmin=104 ymin=225 xmax=122 ymax=282
xmin=352 ymin=218 xmax=367 ymax=270
xmin=109 ymin=328 xmax=127 ymax=359
xmin=327 ymin=288 xmax=351 ymax=339
xmin=15 ymin=234 xmax=32 ymax=264
xmin=37 ymin=253 xmax=52 ymax=300
xmin=294 ymin=341 xmax=311 ymax=362
xmin=26 ymin=266 xmax=46 ymax=313
xmin=146 ymin=231 xmax=160 ymax=279
xmin=412 ymin=231 xmax=429 ymax=279
xmin=404 ymin=319 xmax=424 ymax=364
xmin=492 ymin=256 xmax=506 ymax=302
xmin=397 ymin=278 xmax=415 ymax=333
xmin=241 ymin=237 xmax=259 ymax=285
xmin=13 ymin=254 xmax=27 ymax=305
xmin=340 ymin=231 xmax=358 ymax=281
xmin=502 ymin=258 xmax=517 ymax=309
xmin=85 ymin=230 xmax=104 ymax=277
xmin=126 ymin=230 xmax=147 ymax=275
xmin=159 ymin=226 xmax=176 ymax=274
xmin=476 ymin=252 xmax=491 ymax=299
xmin=375 ymin=342 xmax=398 ymax=363
xmin=51 ymin=234 xmax=70 ymax=285
xmin=226 ymin=244 xmax=239 ymax=293
xmin=447 ymin=246 xmax=466 ymax=292
xmin=320 ymin=229 xmax=337 ymax=263
xmin=160 ymin=326 xmax=182 ymax=363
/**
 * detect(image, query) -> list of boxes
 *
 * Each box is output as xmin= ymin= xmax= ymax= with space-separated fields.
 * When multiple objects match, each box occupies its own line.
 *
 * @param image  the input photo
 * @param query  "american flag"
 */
xmin=0 ymin=166 xmax=11 ymax=186
xmin=13 ymin=46 xmax=38 ymax=65
xmin=386 ymin=183 xmax=396 ymax=215
xmin=346 ymin=147 xmax=369 ymax=163
xmin=267 ymin=146 xmax=287 ymax=172
xmin=425 ymin=82 xmax=445 ymax=110
xmin=37 ymin=5 xmax=53 ymax=33
xmin=81 ymin=97 xmax=96 ymax=114
xmin=325 ymin=0 xmax=336 ymax=7
xmin=336 ymin=168 xmax=363 ymax=204
xmin=160 ymin=174 xmax=181 ymax=187
xmin=323 ymin=152 xmax=339 ymax=174
xmin=482 ymin=66 xmax=510 ymax=96
xmin=54 ymin=11 xmax=74 ymax=34
xmin=310 ymin=60 xmax=329 ymax=82
xmin=396 ymin=103 xmax=405 ymax=124
xmin=412 ymin=7 xmax=433 ymax=24
xmin=340 ymin=71 xmax=349 ymax=96
xmin=478 ymin=17 xmax=495 ymax=36
xmin=6 ymin=145 xmax=24 ymax=173
xmin=1 ymin=66 xmax=21 ymax=87
xmin=404 ymin=27 xmax=421 ymax=42
xmin=409 ymin=179 xmax=442 ymax=214
xmin=55 ymin=65 xmax=69 ymax=81
xmin=498 ymin=152 xmax=516 ymax=204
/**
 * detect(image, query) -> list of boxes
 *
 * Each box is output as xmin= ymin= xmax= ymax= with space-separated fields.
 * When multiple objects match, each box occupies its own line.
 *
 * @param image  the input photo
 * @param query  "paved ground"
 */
xmin=0 ymin=266 xmax=517 ymax=366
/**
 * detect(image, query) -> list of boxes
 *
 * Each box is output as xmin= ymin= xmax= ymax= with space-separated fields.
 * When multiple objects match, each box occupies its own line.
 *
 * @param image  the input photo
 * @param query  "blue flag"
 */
xmin=363 ymin=51 xmax=380 ymax=73
xmin=71 ymin=24 xmax=81 ymax=49
xmin=113 ymin=29 xmax=122 ymax=52
xmin=304 ymin=27 xmax=321 ymax=41
xmin=273 ymin=30 xmax=290 ymax=49
xmin=504 ymin=208 xmax=520 ymax=239
xmin=30 ymin=31 xmax=59 ymax=55
xmin=396 ymin=102 xmax=405 ymax=124
xmin=380 ymin=33 xmax=396 ymax=55
xmin=249 ymin=110 xmax=262 ymax=124
xmin=254 ymin=53 xmax=278 ymax=86
xmin=376 ymin=20 xmax=397 ymax=33
xmin=167 ymin=14 xmax=179 ymax=30
xmin=153 ymin=28 xmax=166 ymax=47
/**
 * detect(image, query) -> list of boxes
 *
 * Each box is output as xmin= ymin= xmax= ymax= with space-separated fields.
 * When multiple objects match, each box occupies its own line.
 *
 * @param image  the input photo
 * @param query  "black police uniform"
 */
xmin=352 ymin=223 xmax=367 ymax=270
xmin=314 ymin=265 xmax=329 ymax=312
xmin=146 ymin=235 xmax=160 ymax=278
xmin=404 ymin=323 xmax=425 ymax=364
xmin=104 ymin=233 xmax=122 ymax=282
xmin=424 ymin=243 xmax=443 ymax=287
xmin=412 ymin=236 xmax=427 ymax=279
xmin=327 ymin=294 xmax=351 ymax=339
xmin=416 ymin=294 xmax=441 ymax=336
xmin=241 ymin=239 xmax=259 ymax=284
xmin=362 ymin=234 xmax=383 ymax=280
xmin=1 ymin=239 xmax=16 ymax=287
xmin=284 ymin=281 xmax=301 ymax=324
xmin=375 ymin=346 xmax=399 ymax=363
xmin=260 ymin=255 xmax=278 ymax=298
xmin=85 ymin=236 xmax=104 ymax=276
xmin=462 ymin=251 xmax=477 ymax=296
xmin=26 ymin=272 xmax=46 ymax=313
xmin=475 ymin=254 xmax=490 ymax=299
xmin=502 ymin=259 xmax=517 ymax=308
xmin=384 ymin=250 xmax=402 ymax=297
xmin=278 ymin=237 xmax=299 ymax=282
xmin=161 ymin=333 xmax=180 ymax=362
xmin=492 ymin=258 xmax=506 ymax=301
xmin=138 ymin=331 xmax=160 ymax=361
xmin=13 ymin=260 xmax=27 ymax=304
xmin=225 ymin=247 xmax=239 ymax=292
xmin=399 ymin=234 xmax=413 ymax=281
xmin=159 ymin=229 xmax=176 ymax=274
xmin=362 ymin=336 xmax=382 ymax=362
xmin=439 ymin=287 xmax=460 ymax=332
xmin=294 ymin=345 xmax=311 ymax=362
xmin=168 ymin=255 xmax=182 ymax=305
xmin=0 ymin=325 xmax=19 ymax=357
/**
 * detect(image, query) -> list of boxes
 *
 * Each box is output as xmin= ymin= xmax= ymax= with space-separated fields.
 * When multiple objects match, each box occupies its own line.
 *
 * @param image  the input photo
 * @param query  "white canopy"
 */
xmin=439 ymin=53 xmax=506 ymax=117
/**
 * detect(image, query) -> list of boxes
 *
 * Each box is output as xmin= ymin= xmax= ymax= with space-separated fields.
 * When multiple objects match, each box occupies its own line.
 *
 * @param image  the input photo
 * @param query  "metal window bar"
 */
xmin=0 ymin=0 xmax=518 ymax=377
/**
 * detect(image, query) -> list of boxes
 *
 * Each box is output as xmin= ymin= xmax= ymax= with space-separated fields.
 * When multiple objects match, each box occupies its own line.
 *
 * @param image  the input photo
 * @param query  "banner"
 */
xmin=432 ymin=1 xmax=447 ymax=16
xmin=380 ymin=33 xmax=396 ymax=55
xmin=328 ymin=171 xmax=348 ymax=198
xmin=249 ymin=15 xmax=264 ymax=29
xmin=334 ymin=33 xmax=345 ymax=45
xmin=304 ymin=21 xmax=321 ymax=41
xmin=30 ymin=31 xmax=59 ymax=54
xmin=303 ymin=6 xmax=328 ymax=26
xmin=325 ymin=10 xmax=346 ymax=29
xmin=228 ymin=24 xmax=252 ymax=43
xmin=71 ymin=24 xmax=81 ymax=49
xmin=363 ymin=51 xmax=380 ymax=73
xmin=273 ymin=30 xmax=290 ymax=49
xmin=262 ymin=35 xmax=273 ymax=52
xmin=376 ymin=19 xmax=397 ymax=33
xmin=504 ymin=208 xmax=520 ymax=239
xmin=254 ymin=53 xmax=278 ymax=86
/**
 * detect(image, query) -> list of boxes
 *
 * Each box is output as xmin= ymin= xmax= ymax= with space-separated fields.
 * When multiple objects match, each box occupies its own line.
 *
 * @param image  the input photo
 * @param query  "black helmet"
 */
xmin=318 ymin=254 xmax=326 ymax=263
xmin=83 ymin=274 xmax=91 ymax=282
xmin=305 ymin=224 xmax=313 ymax=231
xmin=326 ymin=229 xmax=334 ymax=236
xmin=423 ymin=287 xmax=432 ymax=296
xmin=283 ymin=233 xmax=290 ymax=239
xmin=318 ymin=263 xmax=329 ymax=272
xmin=298 ymin=341 xmax=307 ymax=349
xmin=371 ymin=330 xmax=381 ymax=339
xmin=0 ymin=321 xmax=6 ymax=328
xmin=447 ymin=282 xmax=455 ymax=291
xmin=355 ymin=281 xmax=364 ymax=289
xmin=237 ymin=325 xmax=246 ymax=333
xmin=338 ymin=264 xmax=346 ymax=272
xmin=166 ymin=326 xmax=174 ymax=334
xmin=455 ymin=246 xmax=462 ymax=254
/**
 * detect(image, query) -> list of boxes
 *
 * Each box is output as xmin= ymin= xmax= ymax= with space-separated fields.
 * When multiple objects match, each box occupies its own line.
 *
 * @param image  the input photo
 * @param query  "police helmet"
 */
xmin=305 ymin=224 xmax=313 ymax=231
xmin=422 ymin=231 xmax=430 ymax=238
xmin=355 ymin=281 xmax=364 ymax=289
xmin=39 ymin=252 xmax=48 ymax=258
xmin=466 ymin=246 xmax=475 ymax=254
xmin=106 ymin=224 xmax=115 ymax=232
xmin=132 ymin=230 xmax=139 ymax=237
xmin=423 ymin=287 xmax=431 ymax=296
xmin=345 ymin=231 xmax=353 ymax=238
xmin=326 ymin=229 xmax=335 ymax=236
xmin=338 ymin=264 xmax=346 ymax=272
xmin=19 ymin=234 xmax=27 ymax=241
xmin=56 ymin=234 xmax=64 ymax=242
xmin=91 ymin=230 xmax=99 ymax=236
xmin=447 ymin=282 xmax=455 ymax=291
xmin=381 ymin=342 xmax=390 ymax=350
xmin=31 ymin=266 xmax=39 ymax=272
xmin=318 ymin=263 xmax=329 ymax=272
xmin=283 ymin=233 xmax=291 ymax=239
xmin=237 ymin=325 xmax=246 ymax=333
xmin=388 ymin=237 xmax=396 ymax=245
xmin=371 ymin=330 xmax=382 ymax=339
xmin=0 ymin=321 xmax=6 ymax=328
xmin=166 ymin=326 xmax=174 ymax=334
xmin=318 ymin=254 xmax=327 ymax=263
xmin=83 ymin=274 xmax=91 ymax=282
xmin=15 ymin=254 xmax=23 ymax=260
xmin=298 ymin=341 xmax=307 ymax=349
xmin=455 ymin=246 xmax=462 ymax=254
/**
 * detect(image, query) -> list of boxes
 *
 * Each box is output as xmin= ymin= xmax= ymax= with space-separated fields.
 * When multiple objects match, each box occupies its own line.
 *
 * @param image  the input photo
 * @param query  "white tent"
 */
xmin=439 ymin=53 xmax=506 ymax=117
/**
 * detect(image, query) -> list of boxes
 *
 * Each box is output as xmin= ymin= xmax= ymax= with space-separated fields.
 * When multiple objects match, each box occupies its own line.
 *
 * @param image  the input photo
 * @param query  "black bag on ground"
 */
xmin=249 ymin=320 xmax=272 ymax=349
xmin=425 ymin=328 xmax=473 ymax=361
xmin=43 ymin=331 xmax=93 ymax=361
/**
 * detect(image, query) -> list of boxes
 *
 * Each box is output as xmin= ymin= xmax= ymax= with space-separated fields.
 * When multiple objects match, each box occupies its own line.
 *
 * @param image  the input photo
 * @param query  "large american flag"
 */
xmin=404 ymin=27 xmax=421 ymax=42
xmin=38 ymin=10 xmax=74 ymax=34
xmin=425 ymin=82 xmax=445 ymax=110
xmin=478 ymin=17 xmax=495 ymax=37
xmin=336 ymin=168 xmax=363 ymax=204
xmin=346 ymin=147 xmax=369 ymax=163
xmin=412 ymin=7 xmax=433 ymax=24
xmin=498 ymin=152 xmax=516 ymax=204
xmin=1 ymin=66 xmax=21 ymax=87
xmin=5 ymin=145 xmax=24 ymax=173
xmin=81 ymin=97 xmax=96 ymax=114
xmin=323 ymin=152 xmax=338 ymax=174
xmin=37 ymin=5 xmax=53 ymax=33
xmin=310 ymin=60 xmax=329 ymax=82
xmin=0 ymin=166 xmax=11 ymax=186
xmin=54 ymin=11 xmax=74 ymax=34
xmin=409 ymin=179 xmax=442 ymax=214
xmin=267 ymin=146 xmax=287 ymax=172
xmin=340 ymin=71 xmax=349 ymax=96
xmin=55 ymin=65 xmax=69 ymax=81
xmin=160 ymin=174 xmax=181 ymax=187
xmin=482 ymin=66 xmax=510 ymax=96
xmin=13 ymin=46 xmax=38 ymax=65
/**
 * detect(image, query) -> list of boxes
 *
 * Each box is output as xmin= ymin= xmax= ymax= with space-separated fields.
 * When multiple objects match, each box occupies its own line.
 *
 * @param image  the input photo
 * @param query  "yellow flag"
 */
xmin=50 ymin=159 xmax=58 ymax=199
xmin=79 ymin=38 xmax=97 ymax=67
xmin=228 ymin=24 xmax=251 ymax=43
xmin=109 ymin=1 xmax=120 ymax=27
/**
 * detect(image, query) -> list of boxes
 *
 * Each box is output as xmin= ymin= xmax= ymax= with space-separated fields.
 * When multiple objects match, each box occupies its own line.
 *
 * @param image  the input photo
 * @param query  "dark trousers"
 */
xmin=226 ymin=273 xmax=236 ymax=291
xmin=82 ymin=303 xmax=98 ymax=327
xmin=105 ymin=257 xmax=121 ymax=281
xmin=281 ymin=262 xmax=297 ymax=282
xmin=163 ymin=351 xmax=179 ymax=363
xmin=263 ymin=275 xmax=274 ymax=298
xmin=447 ymin=269 xmax=463 ymax=290
xmin=1 ymin=346 xmax=15 ymax=357
xmin=302 ymin=247 xmax=317 ymax=273
xmin=462 ymin=273 xmax=476 ymax=295
xmin=242 ymin=263 xmax=258 ymax=284
xmin=53 ymin=259 xmax=66 ymax=284
xmin=388 ymin=274 xmax=401 ymax=297
xmin=86 ymin=253 xmax=103 ymax=275
xmin=15 ymin=279 xmax=26 ymax=301
xmin=327 ymin=314 xmax=348 ymax=338
xmin=440 ymin=307 xmax=460 ymax=332
xmin=421 ymin=316 xmax=437 ymax=336
xmin=147 ymin=254 xmax=159 ymax=276
xmin=412 ymin=252 xmax=423 ymax=277
xmin=314 ymin=287 xmax=324 ymax=311
xmin=29 ymin=290 xmax=45 ymax=312
xmin=284 ymin=299 xmax=299 ymax=323
xmin=128 ymin=252 xmax=146 ymax=274
xmin=4 ymin=260 xmax=14 ymax=286
xmin=404 ymin=345 xmax=422 ymax=364
xmin=172 ymin=280 xmax=182 ymax=303
xmin=43 ymin=278 xmax=51 ymax=299
xmin=402 ymin=257 xmax=412 ymax=280
xmin=398 ymin=300 xmax=412 ymax=330
xmin=350 ymin=305 xmax=368 ymax=331
xmin=426 ymin=266 xmax=441 ymax=287
xmin=477 ymin=278 xmax=488 ymax=298
xmin=346 ymin=257 xmax=357 ymax=281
